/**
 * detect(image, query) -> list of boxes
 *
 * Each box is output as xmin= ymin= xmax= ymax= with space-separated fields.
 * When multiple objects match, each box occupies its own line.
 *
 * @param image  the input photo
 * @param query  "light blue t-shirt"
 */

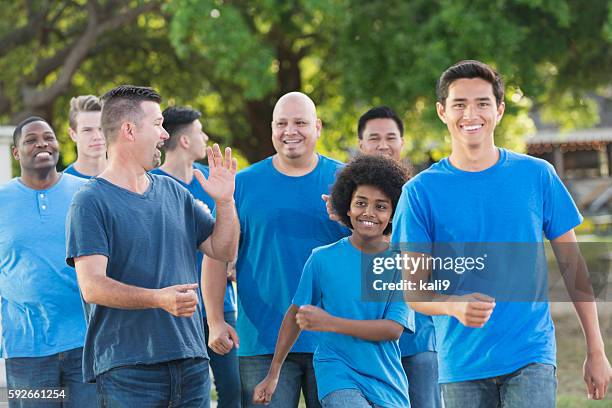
xmin=0 ymin=174 xmax=87 ymax=358
xmin=66 ymin=174 xmax=215 ymax=381
xmin=234 ymin=155 xmax=350 ymax=356
xmin=64 ymin=163 xmax=95 ymax=179
xmin=150 ymin=163 xmax=236 ymax=314
xmin=293 ymin=238 xmax=413 ymax=408
xmin=399 ymin=313 xmax=435 ymax=357
xmin=392 ymin=148 xmax=582 ymax=383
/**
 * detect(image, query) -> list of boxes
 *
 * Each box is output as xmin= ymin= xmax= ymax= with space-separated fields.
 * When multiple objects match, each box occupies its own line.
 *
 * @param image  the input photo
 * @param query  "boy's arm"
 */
xmin=253 ymin=304 xmax=302 ymax=405
xmin=401 ymin=251 xmax=496 ymax=328
xmin=551 ymin=230 xmax=611 ymax=400
xmin=296 ymin=305 xmax=403 ymax=341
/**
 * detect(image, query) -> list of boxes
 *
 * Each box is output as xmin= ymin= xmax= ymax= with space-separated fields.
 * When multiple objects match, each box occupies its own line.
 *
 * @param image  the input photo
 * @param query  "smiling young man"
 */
xmin=66 ymin=85 xmax=239 ymax=407
xmin=205 ymin=92 xmax=349 ymax=408
xmin=0 ymin=117 xmax=95 ymax=406
xmin=64 ymin=95 xmax=106 ymax=178
xmin=391 ymin=60 xmax=611 ymax=407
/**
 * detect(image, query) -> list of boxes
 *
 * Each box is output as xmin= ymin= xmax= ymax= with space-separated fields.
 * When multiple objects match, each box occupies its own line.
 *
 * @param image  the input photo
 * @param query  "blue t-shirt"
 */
xmin=399 ymin=313 xmax=435 ymax=357
xmin=66 ymin=174 xmax=215 ymax=381
xmin=391 ymin=148 xmax=582 ymax=383
xmin=293 ymin=238 xmax=413 ymax=408
xmin=0 ymin=174 xmax=87 ymax=358
xmin=234 ymin=155 xmax=350 ymax=356
xmin=150 ymin=163 xmax=236 ymax=314
xmin=64 ymin=163 xmax=95 ymax=179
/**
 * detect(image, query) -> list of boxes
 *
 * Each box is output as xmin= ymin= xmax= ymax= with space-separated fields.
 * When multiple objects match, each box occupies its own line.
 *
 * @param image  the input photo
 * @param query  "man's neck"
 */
xmin=99 ymin=151 xmax=149 ymax=194
xmin=448 ymin=142 xmax=499 ymax=172
xmin=159 ymin=153 xmax=195 ymax=184
xmin=272 ymin=153 xmax=319 ymax=177
xmin=73 ymin=155 xmax=107 ymax=177
xmin=20 ymin=168 xmax=61 ymax=190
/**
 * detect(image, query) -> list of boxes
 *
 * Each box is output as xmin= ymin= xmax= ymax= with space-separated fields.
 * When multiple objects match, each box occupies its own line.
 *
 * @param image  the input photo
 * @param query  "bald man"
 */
xmin=205 ymin=92 xmax=349 ymax=407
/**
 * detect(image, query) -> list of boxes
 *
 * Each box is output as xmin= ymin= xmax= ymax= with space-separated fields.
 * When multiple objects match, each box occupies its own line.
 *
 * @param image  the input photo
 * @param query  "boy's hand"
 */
xmin=584 ymin=350 xmax=612 ymax=400
xmin=446 ymin=293 xmax=495 ymax=328
xmin=296 ymin=305 xmax=334 ymax=332
xmin=252 ymin=374 xmax=279 ymax=405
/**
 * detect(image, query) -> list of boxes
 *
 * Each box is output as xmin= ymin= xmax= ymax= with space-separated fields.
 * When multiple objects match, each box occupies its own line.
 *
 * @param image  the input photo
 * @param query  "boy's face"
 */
xmin=69 ymin=111 xmax=105 ymax=159
xmin=436 ymin=77 xmax=505 ymax=151
xmin=347 ymin=185 xmax=392 ymax=240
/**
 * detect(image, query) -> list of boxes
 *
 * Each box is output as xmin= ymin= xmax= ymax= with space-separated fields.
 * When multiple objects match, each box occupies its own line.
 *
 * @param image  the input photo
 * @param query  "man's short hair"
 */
xmin=357 ymin=106 xmax=404 ymax=139
xmin=69 ymin=95 xmax=101 ymax=130
xmin=162 ymin=106 xmax=202 ymax=151
xmin=100 ymin=85 xmax=162 ymax=144
xmin=13 ymin=116 xmax=51 ymax=146
xmin=437 ymin=60 xmax=505 ymax=107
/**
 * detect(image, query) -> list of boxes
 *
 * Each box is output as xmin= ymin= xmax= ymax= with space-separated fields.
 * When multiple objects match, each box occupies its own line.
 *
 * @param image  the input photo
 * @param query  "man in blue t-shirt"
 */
xmin=151 ymin=106 xmax=240 ymax=408
xmin=66 ymin=85 xmax=239 ymax=408
xmin=392 ymin=60 xmax=611 ymax=407
xmin=0 ymin=116 xmax=95 ymax=405
xmin=206 ymin=92 xmax=349 ymax=407
xmin=64 ymin=95 xmax=107 ymax=179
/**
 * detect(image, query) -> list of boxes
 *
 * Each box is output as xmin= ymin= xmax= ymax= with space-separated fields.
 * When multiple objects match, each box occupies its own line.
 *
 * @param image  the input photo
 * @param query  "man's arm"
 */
xmin=202 ymin=256 xmax=239 ymax=355
xmin=551 ymin=230 xmax=611 ymax=400
xmin=75 ymin=254 xmax=199 ymax=317
xmin=253 ymin=305 xmax=302 ymax=405
xmin=295 ymin=305 xmax=403 ymax=341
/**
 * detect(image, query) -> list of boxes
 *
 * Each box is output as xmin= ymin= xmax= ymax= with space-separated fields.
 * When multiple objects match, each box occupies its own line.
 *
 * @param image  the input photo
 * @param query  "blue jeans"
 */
xmin=5 ymin=347 xmax=95 ymax=407
xmin=239 ymin=353 xmax=320 ymax=408
xmin=321 ymin=389 xmax=382 ymax=408
xmin=441 ymin=363 xmax=556 ymax=408
xmin=204 ymin=311 xmax=240 ymax=408
xmin=96 ymin=357 xmax=211 ymax=408
xmin=402 ymin=351 xmax=442 ymax=408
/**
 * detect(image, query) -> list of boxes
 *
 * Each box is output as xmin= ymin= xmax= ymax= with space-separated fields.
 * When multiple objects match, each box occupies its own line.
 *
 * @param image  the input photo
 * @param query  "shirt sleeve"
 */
xmin=65 ymin=193 xmax=109 ymax=267
xmin=292 ymin=252 xmax=322 ymax=307
xmin=391 ymin=180 xmax=433 ymax=253
xmin=542 ymin=162 xmax=583 ymax=240
xmin=191 ymin=192 xmax=216 ymax=247
xmin=383 ymin=298 xmax=415 ymax=334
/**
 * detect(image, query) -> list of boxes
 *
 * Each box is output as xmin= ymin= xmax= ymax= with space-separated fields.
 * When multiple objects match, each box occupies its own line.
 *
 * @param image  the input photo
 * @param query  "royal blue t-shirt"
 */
xmin=64 ymin=163 xmax=95 ymax=179
xmin=399 ymin=313 xmax=435 ymax=357
xmin=293 ymin=238 xmax=413 ymax=407
xmin=0 ymin=174 xmax=87 ymax=358
xmin=151 ymin=163 xmax=236 ymax=314
xmin=66 ymin=174 xmax=215 ymax=381
xmin=234 ymin=155 xmax=350 ymax=356
xmin=392 ymin=148 xmax=582 ymax=383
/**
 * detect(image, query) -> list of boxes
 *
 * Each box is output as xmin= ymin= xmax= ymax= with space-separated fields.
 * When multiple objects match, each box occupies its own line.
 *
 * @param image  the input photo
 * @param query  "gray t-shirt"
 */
xmin=66 ymin=174 xmax=214 ymax=382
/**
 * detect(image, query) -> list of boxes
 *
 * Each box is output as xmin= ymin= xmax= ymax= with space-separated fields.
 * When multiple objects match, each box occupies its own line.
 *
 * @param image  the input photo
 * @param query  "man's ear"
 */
xmin=436 ymin=102 xmax=447 ymax=124
xmin=12 ymin=145 xmax=19 ymax=161
xmin=68 ymin=127 xmax=78 ymax=143
xmin=179 ymin=134 xmax=190 ymax=149
xmin=496 ymin=101 xmax=505 ymax=123
xmin=315 ymin=118 xmax=323 ymax=139
xmin=120 ymin=122 xmax=136 ymax=141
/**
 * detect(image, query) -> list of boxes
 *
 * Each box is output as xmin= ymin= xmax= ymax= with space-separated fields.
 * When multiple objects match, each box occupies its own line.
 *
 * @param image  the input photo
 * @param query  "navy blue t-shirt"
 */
xmin=66 ymin=174 xmax=215 ymax=381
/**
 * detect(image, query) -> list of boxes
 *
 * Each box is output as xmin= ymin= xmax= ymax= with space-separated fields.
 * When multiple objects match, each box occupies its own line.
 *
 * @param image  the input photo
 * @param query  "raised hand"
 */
xmin=252 ymin=374 xmax=279 ymax=405
xmin=295 ymin=305 xmax=335 ymax=332
xmin=194 ymin=143 xmax=238 ymax=204
xmin=156 ymin=283 xmax=199 ymax=317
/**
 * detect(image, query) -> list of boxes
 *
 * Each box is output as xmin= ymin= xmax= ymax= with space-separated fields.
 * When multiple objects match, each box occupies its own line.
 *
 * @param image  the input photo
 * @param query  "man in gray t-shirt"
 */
xmin=66 ymin=85 xmax=239 ymax=408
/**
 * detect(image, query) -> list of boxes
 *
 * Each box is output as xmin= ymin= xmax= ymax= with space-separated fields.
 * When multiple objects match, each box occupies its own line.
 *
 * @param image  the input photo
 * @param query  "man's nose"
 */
xmin=161 ymin=128 xmax=170 ymax=140
xmin=463 ymin=105 xmax=476 ymax=119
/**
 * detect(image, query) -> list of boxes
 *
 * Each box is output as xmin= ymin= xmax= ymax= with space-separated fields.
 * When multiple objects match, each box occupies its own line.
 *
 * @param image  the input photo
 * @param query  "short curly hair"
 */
xmin=331 ymin=154 xmax=410 ymax=235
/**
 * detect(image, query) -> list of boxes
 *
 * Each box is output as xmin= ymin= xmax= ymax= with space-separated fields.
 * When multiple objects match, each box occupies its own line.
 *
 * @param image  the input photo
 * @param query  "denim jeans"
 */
xmin=402 ymin=351 xmax=442 ymax=408
xmin=239 ymin=353 xmax=320 ymax=408
xmin=96 ymin=357 xmax=211 ymax=408
xmin=321 ymin=389 xmax=383 ymax=408
xmin=5 ymin=347 xmax=96 ymax=408
xmin=441 ymin=363 xmax=556 ymax=408
xmin=204 ymin=311 xmax=240 ymax=408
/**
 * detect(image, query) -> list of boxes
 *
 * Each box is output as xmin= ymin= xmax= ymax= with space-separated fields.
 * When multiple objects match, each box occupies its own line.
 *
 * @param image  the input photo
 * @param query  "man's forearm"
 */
xmin=80 ymin=274 xmax=159 ymax=309
xmin=574 ymin=301 xmax=605 ymax=354
xmin=207 ymin=200 xmax=239 ymax=261
xmin=202 ymin=256 xmax=228 ymax=326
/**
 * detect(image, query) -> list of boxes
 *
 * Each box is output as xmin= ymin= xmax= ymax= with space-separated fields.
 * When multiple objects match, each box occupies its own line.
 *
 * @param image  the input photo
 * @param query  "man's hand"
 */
xmin=252 ymin=373 xmax=279 ymax=405
xmin=295 ymin=305 xmax=335 ymax=332
xmin=195 ymin=143 xmax=238 ymax=204
xmin=321 ymin=194 xmax=341 ymax=222
xmin=227 ymin=260 xmax=237 ymax=282
xmin=155 ymin=283 xmax=199 ymax=317
xmin=584 ymin=350 xmax=612 ymax=400
xmin=446 ymin=293 xmax=495 ymax=328
xmin=208 ymin=320 xmax=240 ymax=355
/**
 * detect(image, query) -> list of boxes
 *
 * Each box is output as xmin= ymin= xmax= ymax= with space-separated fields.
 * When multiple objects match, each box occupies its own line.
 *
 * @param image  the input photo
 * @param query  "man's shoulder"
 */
xmin=0 ymin=178 xmax=21 ymax=196
xmin=504 ymin=149 xmax=554 ymax=172
xmin=236 ymin=157 xmax=273 ymax=180
xmin=193 ymin=162 xmax=209 ymax=176
xmin=318 ymin=154 xmax=344 ymax=170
